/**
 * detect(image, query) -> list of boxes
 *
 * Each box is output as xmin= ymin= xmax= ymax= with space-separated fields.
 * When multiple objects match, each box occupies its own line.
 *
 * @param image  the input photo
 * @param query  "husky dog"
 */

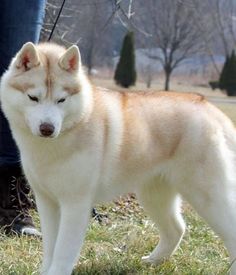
xmin=1 ymin=42 xmax=236 ymax=275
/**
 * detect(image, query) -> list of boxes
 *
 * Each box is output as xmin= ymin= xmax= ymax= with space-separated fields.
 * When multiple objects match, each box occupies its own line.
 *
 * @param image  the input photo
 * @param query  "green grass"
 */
xmin=0 ymin=102 xmax=235 ymax=275
xmin=0 ymin=197 xmax=231 ymax=275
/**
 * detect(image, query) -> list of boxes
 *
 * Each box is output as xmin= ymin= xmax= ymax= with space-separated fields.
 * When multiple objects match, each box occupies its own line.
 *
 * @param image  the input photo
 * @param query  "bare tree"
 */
xmin=141 ymin=63 xmax=156 ymax=88
xmin=189 ymin=0 xmax=236 ymax=76
xmin=207 ymin=0 xmax=236 ymax=57
xmin=41 ymin=0 xmax=117 ymax=73
xmin=78 ymin=1 xmax=115 ymax=75
xmin=40 ymin=0 xmax=81 ymax=44
xmin=133 ymin=0 xmax=203 ymax=91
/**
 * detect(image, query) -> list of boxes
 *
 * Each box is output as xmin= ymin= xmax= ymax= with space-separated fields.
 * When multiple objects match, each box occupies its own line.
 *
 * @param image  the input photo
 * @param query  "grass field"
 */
xmin=1 ymin=82 xmax=236 ymax=275
xmin=0 ymin=198 xmax=231 ymax=275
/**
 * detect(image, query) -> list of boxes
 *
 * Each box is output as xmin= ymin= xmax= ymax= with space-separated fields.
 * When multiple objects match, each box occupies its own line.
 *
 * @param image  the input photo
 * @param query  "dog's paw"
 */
xmin=141 ymin=255 xmax=165 ymax=265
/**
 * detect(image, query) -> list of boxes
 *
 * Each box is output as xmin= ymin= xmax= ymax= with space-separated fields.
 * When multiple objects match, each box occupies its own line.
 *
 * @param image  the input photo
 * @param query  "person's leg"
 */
xmin=0 ymin=0 xmax=45 ymax=235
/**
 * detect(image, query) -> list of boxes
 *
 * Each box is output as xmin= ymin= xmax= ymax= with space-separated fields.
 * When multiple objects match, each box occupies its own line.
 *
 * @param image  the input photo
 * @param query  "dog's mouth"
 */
xmin=39 ymin=134 xmax=56 ymax=138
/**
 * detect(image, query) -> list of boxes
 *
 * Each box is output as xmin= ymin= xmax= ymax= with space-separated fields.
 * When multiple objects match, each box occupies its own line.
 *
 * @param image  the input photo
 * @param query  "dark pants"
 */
xmin=0 ymin=0 xmax=45 ymax=167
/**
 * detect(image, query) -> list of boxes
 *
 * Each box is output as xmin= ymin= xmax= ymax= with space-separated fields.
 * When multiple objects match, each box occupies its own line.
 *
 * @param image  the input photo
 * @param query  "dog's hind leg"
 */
xmin=137 ymin=178 xmax=185 ymax=265
xmin=179 ymin=177 xmax=236 ymax=275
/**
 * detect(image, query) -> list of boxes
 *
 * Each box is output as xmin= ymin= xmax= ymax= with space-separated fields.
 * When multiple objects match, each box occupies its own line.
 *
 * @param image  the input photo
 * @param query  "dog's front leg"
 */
xmin=45 ymin=197 xmax=91 ymax=275
xmin=34 ymin=190 xmax=60 ymax=274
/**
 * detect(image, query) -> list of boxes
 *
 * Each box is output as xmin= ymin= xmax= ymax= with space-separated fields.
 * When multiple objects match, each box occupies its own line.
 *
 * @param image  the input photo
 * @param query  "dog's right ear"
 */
xmin=15 ymin=42 xmax=40 ymax=71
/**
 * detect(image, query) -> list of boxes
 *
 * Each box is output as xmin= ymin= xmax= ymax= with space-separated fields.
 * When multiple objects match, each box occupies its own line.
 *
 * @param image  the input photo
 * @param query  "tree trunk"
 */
xmin=87 ymin=46 xmax=94 ymax=76
xmin=146 ymin=73 xmax=152 ymax=88
xmin=164 ymin=70 xmax=171 ymax=91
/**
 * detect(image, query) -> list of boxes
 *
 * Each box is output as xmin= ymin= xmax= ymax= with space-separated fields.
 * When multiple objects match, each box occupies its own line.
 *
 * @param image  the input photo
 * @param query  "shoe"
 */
xmin=0 ymin=165 xmax=41 ymax=237
xmin=91 ymin=207 xmax=107 ymax=223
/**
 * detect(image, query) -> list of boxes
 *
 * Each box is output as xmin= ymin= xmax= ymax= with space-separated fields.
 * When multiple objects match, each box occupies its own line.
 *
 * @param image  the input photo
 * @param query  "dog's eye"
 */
xmin=28 ymin=95 xmax=39 ymax=102
xmin=57 ymin=98 xmax=66 ymax=104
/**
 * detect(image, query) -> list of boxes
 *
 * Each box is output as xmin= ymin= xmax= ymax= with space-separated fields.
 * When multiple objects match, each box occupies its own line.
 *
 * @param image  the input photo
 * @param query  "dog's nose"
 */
xmin=39 ymin=123 xmax=55 ymax=137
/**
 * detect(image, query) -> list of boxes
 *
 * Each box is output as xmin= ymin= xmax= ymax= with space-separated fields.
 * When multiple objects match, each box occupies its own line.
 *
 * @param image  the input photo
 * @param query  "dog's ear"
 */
xmin=59 ymin=45 xmax=81 ymax=72
xmin=15 ymin=42 xmax=40 ymax=71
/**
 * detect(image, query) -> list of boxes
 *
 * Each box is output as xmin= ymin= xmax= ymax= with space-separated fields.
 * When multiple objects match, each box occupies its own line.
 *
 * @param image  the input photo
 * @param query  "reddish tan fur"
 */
xmin=63 ymin=85 xmax=80 ymax=95
xmin=9 ymin=82 xmax=35 ymax=93
xmin=89 ymin=88 xmax=207 ymax=179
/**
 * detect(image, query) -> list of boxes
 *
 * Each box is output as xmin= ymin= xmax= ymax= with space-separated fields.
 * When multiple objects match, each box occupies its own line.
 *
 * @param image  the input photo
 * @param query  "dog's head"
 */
xmin=0 ymin=42 xmax=92 ymax=138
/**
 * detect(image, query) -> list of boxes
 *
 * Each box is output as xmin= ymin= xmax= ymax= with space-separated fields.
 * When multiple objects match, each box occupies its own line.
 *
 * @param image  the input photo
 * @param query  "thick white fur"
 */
xmin=1 ymin=42 xmax=236 ymax=275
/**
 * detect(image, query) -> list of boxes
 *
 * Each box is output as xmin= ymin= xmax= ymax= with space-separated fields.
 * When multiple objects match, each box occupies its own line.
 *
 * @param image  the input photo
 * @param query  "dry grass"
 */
xmin=90 ymin=76 xmax=226 ymax=98
xmin=217 ymin=104 xmax=236 ymax=124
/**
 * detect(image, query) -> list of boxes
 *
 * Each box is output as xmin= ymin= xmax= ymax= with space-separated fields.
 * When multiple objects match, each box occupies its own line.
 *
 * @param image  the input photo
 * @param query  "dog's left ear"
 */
xmin=15 ymin=42 xmax=40 ymax=71
xmin=59 ymin=45 xmax=81 ymax=72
